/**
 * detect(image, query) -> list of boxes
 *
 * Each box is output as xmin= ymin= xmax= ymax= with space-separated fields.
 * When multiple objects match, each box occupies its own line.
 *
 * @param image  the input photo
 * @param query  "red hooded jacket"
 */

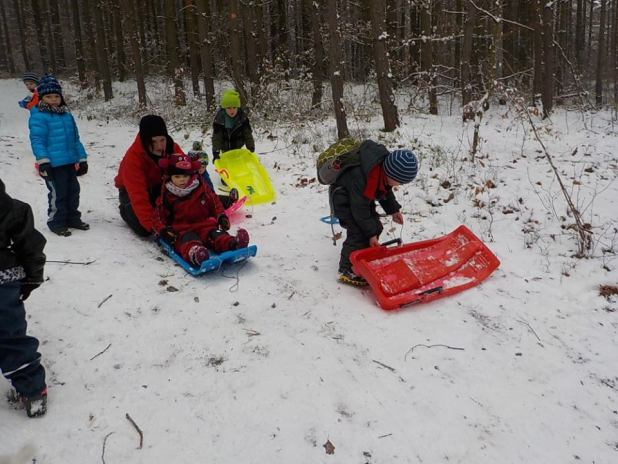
xmin=115 ymin=134 xmax=184 ymax=232
xmin=26 ymin=90 xmax=39 ymax=110
xmin=153 ymin=178 xmax=225 ymax=236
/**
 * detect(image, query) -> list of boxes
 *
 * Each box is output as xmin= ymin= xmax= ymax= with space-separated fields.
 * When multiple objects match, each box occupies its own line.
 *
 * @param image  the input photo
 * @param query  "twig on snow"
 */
xmin=47 ymin=259 xmax=96 ymax=265
xmin=125 ymin=413 xmax=144 ymax=449
xmin=101 ymin=432 xmax=114 ymax=464
xmin=97 ymin=294 xmax=113 ymax=309
xmin=516 ymin=319 xmax=543 ymax=345
xmin=378 ymin=433 xmax=393 ymax=439
xmin=372 ymin=360 xmax=396 ymax=372
xmin=404 ymin=344 xmax=465 ymax=361
xmin=90 ymin=344 xmax=112 ymax=361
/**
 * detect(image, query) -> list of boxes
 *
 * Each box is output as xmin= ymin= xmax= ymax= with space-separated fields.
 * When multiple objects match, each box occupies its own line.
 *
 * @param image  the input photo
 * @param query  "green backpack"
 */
xmin=316 ymin=138 xmax=362 ymax=185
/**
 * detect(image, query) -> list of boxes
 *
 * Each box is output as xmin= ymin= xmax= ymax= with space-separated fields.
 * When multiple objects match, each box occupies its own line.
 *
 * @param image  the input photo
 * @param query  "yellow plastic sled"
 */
xmin=214 ymin=149 xmax=276 ymax=205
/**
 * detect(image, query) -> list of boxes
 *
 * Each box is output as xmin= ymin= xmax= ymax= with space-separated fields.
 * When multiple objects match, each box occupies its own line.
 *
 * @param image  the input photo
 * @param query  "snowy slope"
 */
xmin=0 ymin=78 xmax=616 ymax=464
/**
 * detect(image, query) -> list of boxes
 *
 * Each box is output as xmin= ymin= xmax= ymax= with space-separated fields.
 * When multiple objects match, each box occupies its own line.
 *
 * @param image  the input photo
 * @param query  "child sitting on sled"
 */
xmin=330 ymin=140 xmax=418 ymax=286
xmin=154 ymin=153 xmax=250 ymax=267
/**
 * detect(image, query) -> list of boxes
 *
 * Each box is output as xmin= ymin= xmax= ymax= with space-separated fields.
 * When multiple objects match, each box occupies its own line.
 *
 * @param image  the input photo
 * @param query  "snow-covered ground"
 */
xmin=0 ymin=78 xmax=617 ymax=463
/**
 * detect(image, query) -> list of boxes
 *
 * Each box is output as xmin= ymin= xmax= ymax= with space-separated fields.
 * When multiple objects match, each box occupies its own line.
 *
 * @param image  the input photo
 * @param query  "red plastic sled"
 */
xmin=350 ymin=225 xmax=500 ymax=310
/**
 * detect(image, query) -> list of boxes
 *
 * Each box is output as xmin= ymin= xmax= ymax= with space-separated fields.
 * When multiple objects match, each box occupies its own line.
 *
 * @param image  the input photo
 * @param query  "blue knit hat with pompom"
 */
xmin=37 ymin=74 xmax=63 ymax=97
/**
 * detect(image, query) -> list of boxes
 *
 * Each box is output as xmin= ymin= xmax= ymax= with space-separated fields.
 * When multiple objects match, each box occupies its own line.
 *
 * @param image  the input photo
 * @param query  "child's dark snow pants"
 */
xmin=44 ymin=164 xmax=81 ymax=231
xmin=0 ymin=282 xmax=46 ymax=397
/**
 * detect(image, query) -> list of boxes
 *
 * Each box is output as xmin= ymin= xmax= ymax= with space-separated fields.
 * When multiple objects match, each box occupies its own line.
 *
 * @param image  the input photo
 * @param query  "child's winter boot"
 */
xmin=68 ymin=220 xmax=90 ymax=230
xmin=8 ymin=387 xmax=48 ymax=418
xmin=188 ymin=244 xmax=209 ymax=266
xmin=338 ymin=269 xmax=368 ymax=287
xmin=233 ymin=229 xmax=249 ymax=249
xmin=228 ymin=188 xmax=239 ymax=204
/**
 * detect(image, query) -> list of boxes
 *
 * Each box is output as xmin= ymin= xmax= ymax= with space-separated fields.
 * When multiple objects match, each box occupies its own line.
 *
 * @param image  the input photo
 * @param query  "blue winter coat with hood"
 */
xmin=28 ymin=106 xmax=87 ymax=167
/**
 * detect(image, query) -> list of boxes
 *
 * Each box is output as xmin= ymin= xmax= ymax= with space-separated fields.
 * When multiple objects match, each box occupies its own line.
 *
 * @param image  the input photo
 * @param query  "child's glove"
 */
xmin=18 ymin=99 xmax=27 ymax=109
xmin=159 ymin=227 xmax=178 ymax=244
xmin=20 ymin=282 xmax=40 ymax=301
xmin=76 ymin=161 xmax=88 ymax=176
xmin=38 ymin=163 xmax=54 ymax=180
xmin=217 ymin=214 xmax=230 ymax=231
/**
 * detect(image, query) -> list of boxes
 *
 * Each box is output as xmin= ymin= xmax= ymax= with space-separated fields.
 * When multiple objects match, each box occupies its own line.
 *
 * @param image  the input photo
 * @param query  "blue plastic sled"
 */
xmin=158 ymin=239 xmax=257 ymax=276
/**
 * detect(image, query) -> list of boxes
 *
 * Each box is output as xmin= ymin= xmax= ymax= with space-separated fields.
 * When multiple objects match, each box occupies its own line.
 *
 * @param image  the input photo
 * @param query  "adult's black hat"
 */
xmin=139 ymin=115 xmax=171 ymax=154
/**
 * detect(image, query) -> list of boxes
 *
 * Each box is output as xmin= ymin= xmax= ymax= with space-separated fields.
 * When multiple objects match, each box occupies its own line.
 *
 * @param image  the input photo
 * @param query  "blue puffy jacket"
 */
xmin=28 ymin=106 xmax=87 ymax=167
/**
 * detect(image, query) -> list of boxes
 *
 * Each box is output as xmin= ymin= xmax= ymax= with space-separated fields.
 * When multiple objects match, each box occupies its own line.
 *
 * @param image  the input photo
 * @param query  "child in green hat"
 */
xmin=211 ymin=89 xmax=255 ymax=161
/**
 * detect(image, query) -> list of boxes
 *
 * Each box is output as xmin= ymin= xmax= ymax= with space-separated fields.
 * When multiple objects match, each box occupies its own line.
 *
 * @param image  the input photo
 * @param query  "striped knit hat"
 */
xmin=22 ymin=72 xmax=39 ymax=84
xmin=383 ymin=149 xmax=418 ymax=184
xmin=37 ymin=74 xmax=63 ymax=97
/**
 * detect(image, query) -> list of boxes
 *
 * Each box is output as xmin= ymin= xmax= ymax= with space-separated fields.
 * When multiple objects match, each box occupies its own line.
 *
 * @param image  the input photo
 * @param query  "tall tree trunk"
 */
xmin=325 ymin=0 xmax=350 ymax=138
xmin=287 ymin=0 xmax=296 ymax=72
xmin=49 ymin=0 xmax=65 ymax=70
xmin=597 ymin=0 xmax=607 ymax=106
xmin=111 ymin=0 xmax=127 ymax=81
xmin=228 ymin=0 xmax=248 ymax=103
xmin=83 ymin=0 xmax=100 ymax=89
xmin=70 ymin=0 xmax=87 ymax=87
xmin=542 ymin=2 xmax=555 ymax=116
xmin=122 ymin=0 xmax=147 ymax=106
xmin=493 ymin=0 xmax=504 ymax=82
xmin=137 ymin=0 xmax=149 ymax=75
xmin=587 ymin=0 xmax=594 ymax=67
xmin=306 ymin=0 xmax=325 ymax=108
xmin=151 ymin=0 xmax=164 ymax=68
xmin=94 ymin=0 xmax=113 ymax=100
xmin=240 ymin=1 xmax=259 ymax=88
xmin=404 ymin=0 xmax=413 ymax=77
xmin=13 ymin=0 xmax=31 ymax=70
xmin=533 ymin=0 xmax=543 ymax=105
xmin=0 ymin=2 xmax=14 ymax=73
xmin=369 ymin=0 xmax=399 ymax=131
xmin=104 ymin=7 xmax=115 ymax=72
xmin=165 ymin=0 xmax=186 ymax=106
xmin=614 ymin=0 xmax=618 ymax=107
xmin=196 ymin=0 xmax=215 ymax=109
xmin=257 ymin=2 xmax=269 ymax=66
xmin=461 ymin=0 xmax=476 ymax=105
xmin=45 ymin=2 xmax=57 ymax=74
xmin=31 ymin=0 xmax=49 ymax=72
xmin=185 ymin=0 xmax=201 ymax=97
xmin=420 ymin=1 xmax=437 ymax=114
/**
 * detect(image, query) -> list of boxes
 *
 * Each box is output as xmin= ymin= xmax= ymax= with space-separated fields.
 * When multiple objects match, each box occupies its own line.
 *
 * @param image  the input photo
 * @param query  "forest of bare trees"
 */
xmin=1 ymin=0 xmax=617 ymax=130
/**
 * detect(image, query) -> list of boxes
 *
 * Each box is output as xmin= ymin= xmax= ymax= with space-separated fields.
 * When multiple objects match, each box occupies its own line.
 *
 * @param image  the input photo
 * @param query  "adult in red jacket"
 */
xmin=115 ymin=115 xmax=184 ymax=236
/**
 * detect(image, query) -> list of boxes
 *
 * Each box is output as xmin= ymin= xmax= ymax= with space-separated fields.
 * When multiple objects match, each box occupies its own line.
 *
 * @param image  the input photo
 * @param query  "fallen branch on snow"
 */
xmin=125 ymin=413 xmax=144 ymax=449
xmin=404 ymin=344 xmax=465 ymax=361
xmin=90 ymin=344 xmax=112 ymax=361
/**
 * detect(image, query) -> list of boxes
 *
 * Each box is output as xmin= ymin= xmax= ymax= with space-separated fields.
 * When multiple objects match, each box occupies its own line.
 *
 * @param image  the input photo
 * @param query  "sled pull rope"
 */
xmin=220 ymin=259 xmax=248 ymax=292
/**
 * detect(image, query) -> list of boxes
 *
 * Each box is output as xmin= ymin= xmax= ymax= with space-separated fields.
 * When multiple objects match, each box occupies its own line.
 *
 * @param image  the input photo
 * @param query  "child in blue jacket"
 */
xmin=29 ymin=75 xmax=89 ymax=236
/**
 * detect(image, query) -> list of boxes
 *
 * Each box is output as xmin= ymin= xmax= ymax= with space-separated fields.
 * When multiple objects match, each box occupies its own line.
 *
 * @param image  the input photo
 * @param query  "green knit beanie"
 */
xmin=220 ymin=89 xmax=241 ymax=108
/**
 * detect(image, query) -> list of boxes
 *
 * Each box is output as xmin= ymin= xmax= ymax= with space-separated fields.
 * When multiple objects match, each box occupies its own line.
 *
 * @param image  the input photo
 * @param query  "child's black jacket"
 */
xmin=0 ymin=179 xmax=46 ymax=285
